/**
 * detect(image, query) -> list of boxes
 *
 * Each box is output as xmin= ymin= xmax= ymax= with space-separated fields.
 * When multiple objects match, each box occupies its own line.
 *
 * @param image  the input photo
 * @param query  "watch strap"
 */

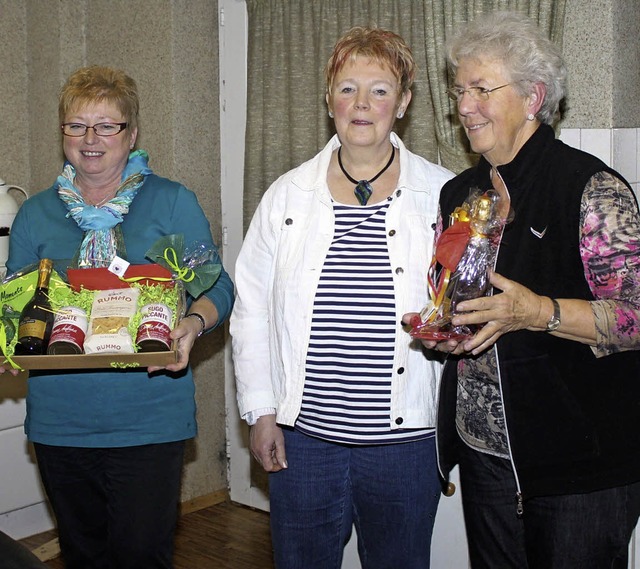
xmin=184 ymin=312 xmax=206 ymax=337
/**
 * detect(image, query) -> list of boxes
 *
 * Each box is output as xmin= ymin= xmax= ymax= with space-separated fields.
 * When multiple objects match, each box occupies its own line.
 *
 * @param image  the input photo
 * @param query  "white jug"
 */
xmin=0 ymin=179 xmax=29 ymax=231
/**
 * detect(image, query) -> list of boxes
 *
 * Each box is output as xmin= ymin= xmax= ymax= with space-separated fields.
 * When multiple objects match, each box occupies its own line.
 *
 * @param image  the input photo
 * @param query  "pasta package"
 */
xmin=83 ymin=288 xmax=140 ymax=354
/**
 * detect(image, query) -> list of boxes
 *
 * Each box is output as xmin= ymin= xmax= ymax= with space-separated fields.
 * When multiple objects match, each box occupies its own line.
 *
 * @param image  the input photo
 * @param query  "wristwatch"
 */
xmin=546 ymin=298 xmax=561 ymax=332
xmin=184 ymin=312 xmax=206 ymax=337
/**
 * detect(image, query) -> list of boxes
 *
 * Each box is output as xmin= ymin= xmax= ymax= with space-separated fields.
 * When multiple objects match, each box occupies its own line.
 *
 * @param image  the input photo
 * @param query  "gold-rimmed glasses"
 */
xmin=446 ymin=84 xmax=511 ymax=102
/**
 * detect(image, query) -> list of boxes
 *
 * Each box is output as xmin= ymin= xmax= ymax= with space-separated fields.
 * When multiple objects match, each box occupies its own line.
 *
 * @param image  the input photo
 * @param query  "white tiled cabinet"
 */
xmin=559 ymin=128 xmax=640 ymax=201
xmin=0 ymin=374 xmax=54 ymax=540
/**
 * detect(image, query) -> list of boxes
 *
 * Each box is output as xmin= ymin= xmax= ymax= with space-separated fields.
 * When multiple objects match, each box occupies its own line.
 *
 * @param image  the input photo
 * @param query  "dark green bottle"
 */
xmin=14 ymin=258 xmax=54 ymax=355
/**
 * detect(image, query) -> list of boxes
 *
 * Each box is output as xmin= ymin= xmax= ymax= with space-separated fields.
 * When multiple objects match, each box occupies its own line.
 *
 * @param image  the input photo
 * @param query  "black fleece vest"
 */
xmin=437 ymin=125 xmax=640 ymax=498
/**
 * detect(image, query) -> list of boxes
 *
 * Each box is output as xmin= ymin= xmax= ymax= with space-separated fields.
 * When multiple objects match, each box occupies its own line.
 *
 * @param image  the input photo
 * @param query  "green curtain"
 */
xmin=243 ymin=0 xmax=441 ymax=230
xmin=423 ymin=0 xmax=566 ymax=174
xmin=243 ymin=0 xmax=566 ymax=229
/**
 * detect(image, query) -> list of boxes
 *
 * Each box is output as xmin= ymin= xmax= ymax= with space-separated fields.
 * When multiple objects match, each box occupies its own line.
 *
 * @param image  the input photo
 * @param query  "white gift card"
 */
xmin=108 ymin=256 xmax=130 ymax=278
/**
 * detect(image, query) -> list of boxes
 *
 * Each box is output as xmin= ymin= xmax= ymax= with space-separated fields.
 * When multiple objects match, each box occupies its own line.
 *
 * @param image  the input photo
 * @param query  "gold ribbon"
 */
xmin=450 ymin=205 xmax=471 ymax=225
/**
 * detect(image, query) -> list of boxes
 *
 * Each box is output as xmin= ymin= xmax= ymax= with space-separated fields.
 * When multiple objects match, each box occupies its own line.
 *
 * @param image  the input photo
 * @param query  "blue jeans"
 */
xmin=458 ymin=441 xmax=640 ymax=569
xmin=34 ymin=441 xmax=185 ymax=569
xmin=269 ymin=428 xmax=441 ymax=569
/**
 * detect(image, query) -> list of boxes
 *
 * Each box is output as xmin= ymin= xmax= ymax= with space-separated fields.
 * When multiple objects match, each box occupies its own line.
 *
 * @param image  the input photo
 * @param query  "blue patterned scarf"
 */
xmin=58 ymin=150 xmax=152 ymax=268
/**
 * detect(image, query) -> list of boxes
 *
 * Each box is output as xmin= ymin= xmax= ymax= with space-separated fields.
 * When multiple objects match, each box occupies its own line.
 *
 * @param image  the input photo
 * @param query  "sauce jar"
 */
xmin=136 ymin=303 xmax=173 ymax=352
xmin=47 ymin=306 xmax=88 ymax=355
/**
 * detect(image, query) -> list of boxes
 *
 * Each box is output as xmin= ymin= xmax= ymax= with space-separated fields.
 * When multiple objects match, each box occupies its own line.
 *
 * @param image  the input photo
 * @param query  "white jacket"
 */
xmin=231 ymin=133 xmax=455 ymax=428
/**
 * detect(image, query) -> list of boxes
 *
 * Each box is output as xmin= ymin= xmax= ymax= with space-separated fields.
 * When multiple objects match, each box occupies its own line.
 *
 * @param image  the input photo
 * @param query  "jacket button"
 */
xmin=285 ymin=218 xmax=293 ymax=225
xmin=395 ymin=417 xmax=404 ymax=425
xmin=395 ymin=267 xmax=404 ymax=275
xmin=396 ymin=189 xmax=402 ymax=197
xmin=388 ymin=229 xmax=396 ymax=237
xmin=443 ymin=482 xmax=456 ymax=497
xmin=397 ymin=367 xmax=405 ymax=374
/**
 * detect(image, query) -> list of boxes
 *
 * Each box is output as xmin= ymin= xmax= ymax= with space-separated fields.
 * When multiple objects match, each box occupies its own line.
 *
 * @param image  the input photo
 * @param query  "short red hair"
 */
xmin=325 ymin=26 xmax=415 ymax=95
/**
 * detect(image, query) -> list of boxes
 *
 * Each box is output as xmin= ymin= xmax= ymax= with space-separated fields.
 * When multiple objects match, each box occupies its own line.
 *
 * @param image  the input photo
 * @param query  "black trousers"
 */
xmin=458 ymin=440 xmax=640 ymax=569
xmin=34 ymin=441 xmax=185 ymax=569
xmin=0 ymin=530 xmax=48 ymax=569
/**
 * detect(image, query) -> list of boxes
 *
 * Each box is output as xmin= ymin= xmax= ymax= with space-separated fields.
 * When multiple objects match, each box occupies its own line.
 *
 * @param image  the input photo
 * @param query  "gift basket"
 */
xmin=0 ymin=234 xmax=221 ymax=370
xmin=410 ymin=189 xmax=506 ymax=341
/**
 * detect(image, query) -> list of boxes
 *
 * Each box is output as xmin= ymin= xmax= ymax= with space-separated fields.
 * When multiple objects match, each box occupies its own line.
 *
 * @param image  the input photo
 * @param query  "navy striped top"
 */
xmin=296 ymin=198 xmax=433 ymax=444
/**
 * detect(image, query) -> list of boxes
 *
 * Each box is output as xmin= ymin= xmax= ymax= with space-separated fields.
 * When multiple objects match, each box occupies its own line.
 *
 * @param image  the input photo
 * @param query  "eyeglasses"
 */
xmin=446 ymin=84 xmax=511 ymax=102
xmin=61 ymin=122 xmax=128 ymax=137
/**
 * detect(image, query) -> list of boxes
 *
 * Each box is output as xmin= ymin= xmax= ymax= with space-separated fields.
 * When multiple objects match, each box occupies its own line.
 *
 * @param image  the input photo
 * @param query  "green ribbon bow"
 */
xmin=144 ymin=234 xmax=221 ymax=298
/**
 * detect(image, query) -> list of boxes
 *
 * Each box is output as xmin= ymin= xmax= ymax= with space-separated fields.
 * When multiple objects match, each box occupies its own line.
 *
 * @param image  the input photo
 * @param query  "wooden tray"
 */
xmin=6 ymin=350 xmax=178 ymax=370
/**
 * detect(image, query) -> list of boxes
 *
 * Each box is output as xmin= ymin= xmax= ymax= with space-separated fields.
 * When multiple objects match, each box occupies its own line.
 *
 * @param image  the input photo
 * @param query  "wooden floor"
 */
xmin=19 ymin=500 xmax=275 ymax=568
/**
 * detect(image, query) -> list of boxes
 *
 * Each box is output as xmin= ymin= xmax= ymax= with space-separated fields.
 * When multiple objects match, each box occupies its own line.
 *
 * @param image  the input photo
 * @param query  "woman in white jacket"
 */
xmin=231 ymin=26 xmax=454 ymax=569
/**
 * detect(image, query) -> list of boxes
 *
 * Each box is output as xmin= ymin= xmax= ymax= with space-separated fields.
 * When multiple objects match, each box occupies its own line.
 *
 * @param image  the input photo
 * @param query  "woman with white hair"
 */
xmin=410 ymin=10 xmax=640 ymax=569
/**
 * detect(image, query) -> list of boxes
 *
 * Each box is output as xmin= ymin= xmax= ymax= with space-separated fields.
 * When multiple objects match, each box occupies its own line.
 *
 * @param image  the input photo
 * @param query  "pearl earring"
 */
xmin=527 ymin=113 xmax=535 ymax=121
xmin=397 ymin=111 xmax=404 ymax=119
xmin=328 ymin=111 xmax=334 ymax=118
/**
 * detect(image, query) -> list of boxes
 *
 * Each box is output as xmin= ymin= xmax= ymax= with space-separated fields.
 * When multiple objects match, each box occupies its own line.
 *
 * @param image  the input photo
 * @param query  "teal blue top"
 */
xmin=7 ymin=173 xmax=234 ymax=447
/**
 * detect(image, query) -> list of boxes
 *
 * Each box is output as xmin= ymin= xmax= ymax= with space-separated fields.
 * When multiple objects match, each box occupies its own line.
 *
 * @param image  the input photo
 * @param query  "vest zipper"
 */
xmin=516 ymin=491 xmax=524 ymax=517
xmin=491 ymin=210 xmax=525 ymax=518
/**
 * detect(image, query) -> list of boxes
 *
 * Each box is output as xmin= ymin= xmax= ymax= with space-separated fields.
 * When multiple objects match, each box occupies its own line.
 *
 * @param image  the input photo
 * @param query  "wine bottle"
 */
xmin=14 ymin=258 xmax=55 ymax=355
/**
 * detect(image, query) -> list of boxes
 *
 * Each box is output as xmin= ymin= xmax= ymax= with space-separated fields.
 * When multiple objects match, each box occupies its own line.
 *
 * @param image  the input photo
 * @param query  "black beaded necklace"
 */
xmin=338 ymin=145 xmax=395 ymax=205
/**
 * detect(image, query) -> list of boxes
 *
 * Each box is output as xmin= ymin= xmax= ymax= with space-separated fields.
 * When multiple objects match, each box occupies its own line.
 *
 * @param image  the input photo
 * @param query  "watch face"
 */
xmin=546 ymin=299 xmax=561 ymax=331
xmin=547 ymin=317 xmax=560 ymax=332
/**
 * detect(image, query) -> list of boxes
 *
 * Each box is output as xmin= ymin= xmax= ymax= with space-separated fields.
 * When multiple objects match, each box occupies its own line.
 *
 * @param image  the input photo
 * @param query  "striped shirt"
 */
xmin=296 ymin=198 xmax=433 ymax=444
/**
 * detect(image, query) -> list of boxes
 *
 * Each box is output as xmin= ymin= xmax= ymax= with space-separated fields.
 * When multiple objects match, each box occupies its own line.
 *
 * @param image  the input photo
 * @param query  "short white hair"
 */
xmin=447 ymin=11 xmax=567 ymax=125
